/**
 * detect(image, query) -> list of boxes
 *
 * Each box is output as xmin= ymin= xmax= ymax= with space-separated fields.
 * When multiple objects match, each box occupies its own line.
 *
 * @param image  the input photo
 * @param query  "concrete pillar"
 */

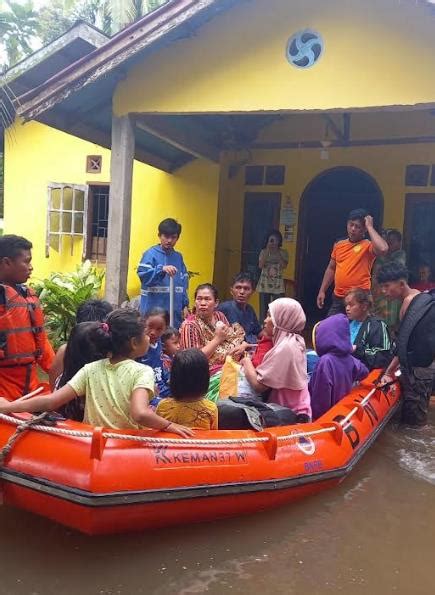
xmin=105 ymin=114 xmax=135 ymax=305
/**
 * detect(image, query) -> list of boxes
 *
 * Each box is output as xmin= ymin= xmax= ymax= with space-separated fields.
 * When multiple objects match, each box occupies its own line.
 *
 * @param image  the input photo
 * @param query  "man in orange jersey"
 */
xmin=0 ymin=235 xmax=54 ymax=399
xmin=317 ymin=209 xmax=388 ymax=316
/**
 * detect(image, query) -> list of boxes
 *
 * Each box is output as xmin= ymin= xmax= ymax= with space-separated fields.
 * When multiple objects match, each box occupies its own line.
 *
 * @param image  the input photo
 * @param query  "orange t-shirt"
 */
xmin=331 ymin=238 xmax=376 ymax=297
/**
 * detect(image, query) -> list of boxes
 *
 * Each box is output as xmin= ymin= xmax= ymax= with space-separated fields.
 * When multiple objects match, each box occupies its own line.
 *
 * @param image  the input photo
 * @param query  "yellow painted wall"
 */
xmin=115 ymin=0 xmax=435 ymax=115
xmin=4 ymin=120 xmax=219 ymax=301
xmin=214 ymin=140 xmax=435 ymax=304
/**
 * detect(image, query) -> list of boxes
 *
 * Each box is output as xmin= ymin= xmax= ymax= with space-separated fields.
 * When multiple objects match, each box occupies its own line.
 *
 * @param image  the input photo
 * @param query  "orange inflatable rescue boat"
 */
xmin=0 ymin=371 xmax=399 ymax=535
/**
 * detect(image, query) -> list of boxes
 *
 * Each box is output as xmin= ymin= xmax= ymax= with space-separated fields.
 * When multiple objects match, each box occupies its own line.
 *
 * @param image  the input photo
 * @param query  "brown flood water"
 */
xmin=1 ymin=408 xmax=434 ymax=595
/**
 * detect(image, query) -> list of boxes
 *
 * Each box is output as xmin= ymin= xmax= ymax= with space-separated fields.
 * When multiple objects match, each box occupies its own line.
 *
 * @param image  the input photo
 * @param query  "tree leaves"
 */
xmin=32 ymin=260 xmax=105 ymax=348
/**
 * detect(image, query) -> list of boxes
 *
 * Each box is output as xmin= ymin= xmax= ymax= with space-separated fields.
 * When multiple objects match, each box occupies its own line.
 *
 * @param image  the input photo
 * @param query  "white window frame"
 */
xmin=46 ymin=183 xmax=89 ymax=258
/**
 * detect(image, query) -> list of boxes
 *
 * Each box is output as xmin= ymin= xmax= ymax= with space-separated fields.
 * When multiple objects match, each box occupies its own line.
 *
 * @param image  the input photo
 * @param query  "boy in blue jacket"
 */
xmin=137 ymin=219 xmax=189 ymax=328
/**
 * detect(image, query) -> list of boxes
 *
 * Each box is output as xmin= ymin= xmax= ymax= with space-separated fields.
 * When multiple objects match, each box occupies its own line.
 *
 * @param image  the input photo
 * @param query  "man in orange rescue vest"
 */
xmin=317 ymin=209 xmax=388 ymax=317
xmin=0 ymin=235 xmax=54 ymax=399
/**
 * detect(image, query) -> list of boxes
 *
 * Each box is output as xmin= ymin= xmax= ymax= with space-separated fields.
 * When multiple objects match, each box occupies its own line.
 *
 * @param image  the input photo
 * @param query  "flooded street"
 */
xmin=1 ymin=409 xmax=434 ymax=595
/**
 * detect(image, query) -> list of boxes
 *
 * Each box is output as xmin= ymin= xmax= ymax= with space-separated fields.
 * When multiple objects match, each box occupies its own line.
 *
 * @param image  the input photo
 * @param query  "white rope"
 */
xmin=0 ymin=386 xmax=384 ymax=448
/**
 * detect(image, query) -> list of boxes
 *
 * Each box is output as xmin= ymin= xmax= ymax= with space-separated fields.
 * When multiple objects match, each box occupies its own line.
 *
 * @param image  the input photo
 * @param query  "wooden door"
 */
xmin=404 ymin=194 xmax=435 ymax=283
xmin=241 ymin=192 xmax=281 ymax=283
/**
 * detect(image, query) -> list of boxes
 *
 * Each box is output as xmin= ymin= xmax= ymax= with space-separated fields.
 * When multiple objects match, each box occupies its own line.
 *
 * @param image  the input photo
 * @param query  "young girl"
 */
xmin=0 ymin=310 xmax=194 ymax=438
xmin=161 ymin=327 xmax=181 ymax=372
xmin=56 ymin=321 xmax=109 ymax=421
xmin=137 ymin=308 xmax=170 ymax=399
xmin=242 ymin=298 xmax=311 ymax=418
xmin=344 ymin=288 xmax=393 ymax=370
xmin=156 ymin=349 xmax=218 ymax=430
xmin=256 ymin=230 xmax=289 ymax=322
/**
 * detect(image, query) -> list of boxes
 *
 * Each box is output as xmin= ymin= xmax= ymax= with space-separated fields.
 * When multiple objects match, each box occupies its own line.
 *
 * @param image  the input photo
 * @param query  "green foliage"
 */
xmin=32 ymin=260 xmax=105 ymax=348
xmin=0 ymin=0 xmax=39 ymax=68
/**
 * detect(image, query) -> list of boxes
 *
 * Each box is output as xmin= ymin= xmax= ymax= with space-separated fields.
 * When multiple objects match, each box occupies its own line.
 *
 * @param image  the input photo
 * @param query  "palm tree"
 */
xmin=0 ymin=0 xmax=39 ymax=68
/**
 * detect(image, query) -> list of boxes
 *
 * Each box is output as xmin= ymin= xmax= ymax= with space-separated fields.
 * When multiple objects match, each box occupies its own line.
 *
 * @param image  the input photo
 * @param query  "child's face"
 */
xmin=159 ymin=233 xmax=179 ymax=252
xmin=345 ymin=295 xmax=368 ymax=321
xmin=132 ymin=330 xmax=150 ymax=358
xmin=263 ymin=312 xmax=274 ymax=337
xmin=164 ymin=335 xmax=180 ymax=357
xmin=145 ymin=315 xmax=167 ymax=344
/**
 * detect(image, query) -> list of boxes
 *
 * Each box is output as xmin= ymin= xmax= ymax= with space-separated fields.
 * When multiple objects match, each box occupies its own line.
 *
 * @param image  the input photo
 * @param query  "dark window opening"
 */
xmin=87 ymin=184 xmax=109 ymax=262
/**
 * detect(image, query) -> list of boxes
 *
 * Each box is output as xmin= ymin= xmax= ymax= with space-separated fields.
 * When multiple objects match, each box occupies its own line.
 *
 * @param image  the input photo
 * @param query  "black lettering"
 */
xmin=154 ymin=446 xmax=172 ymax=465
xmin=209 ymin=453 xmax=218 ymax=462
xmin=364 ymin=401 xmax=379 ymax=426
xmin=218 ymin=453 xmax=225 ymax=463
xmin=173 ymin=453 xmax=182 ymax=463
xmin=235 ymin=451 xmax=247 ymax=462
xmin=202 ymin=454 xmax=210 ymax=463
xmin=182 ymin=454 xmax=190 ymax=463
xmin=190 ymin=453 xmax=201 ymax=463
xmin=333 ymin=415 xmax=360 ymax=449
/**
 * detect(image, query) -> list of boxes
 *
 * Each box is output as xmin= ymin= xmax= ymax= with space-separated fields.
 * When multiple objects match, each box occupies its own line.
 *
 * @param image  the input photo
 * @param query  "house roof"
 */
xmin=11 ymin=0 xmax=239 ymax=170
xmin=0 ymin=20 xmax=108 ymax=150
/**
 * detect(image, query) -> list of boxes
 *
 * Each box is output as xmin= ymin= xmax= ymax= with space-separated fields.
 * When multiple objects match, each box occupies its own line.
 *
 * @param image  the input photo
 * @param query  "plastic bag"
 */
xmin=219 ymin=356 xmax=241 ymax=399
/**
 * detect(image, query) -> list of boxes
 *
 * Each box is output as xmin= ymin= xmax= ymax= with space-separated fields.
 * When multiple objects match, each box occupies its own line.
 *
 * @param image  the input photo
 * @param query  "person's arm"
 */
xmin=356 ymin=320 xmax=393 ymax=370
xmin=180 ymin=319 xmax=229 ymax=360
xmin=317 ymin=258 xmax=336 ymax=309
xmin=137 ymin=250 xmax=174 ymax=285
xmin=279 ymin=248 xmax=289 ymax=268
xmin=258 ymin=249 xmax=267 ymax=269
xmin=48 ymin=343 xmax=66 ymax=389
xmin=242 ymin=355 xmax=268 ymax=393
xmin=129 ymin=388 xmax=194 ymax=437
xmin=38 ymin=330 xmax=55 ymax=375
xmin=378 ymin=355 xmax=400 ymax=386
xmin=365 ymin=216 xmax=388 ymax=256
xmin=0 ymin=384 xmax=78 ymax=414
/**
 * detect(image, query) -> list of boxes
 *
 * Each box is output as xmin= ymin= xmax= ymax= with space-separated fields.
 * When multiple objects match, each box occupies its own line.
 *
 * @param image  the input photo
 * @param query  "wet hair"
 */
xmin=170 ymin=349 xmax=210 ymax=400
xmin=231 ymin=272 xmax=254 ymax=288
xmin=387 ymin=229 xmax=402 ymax=244
xmin=0 ymin=234 xmax=32 ymax=260
xmin=158 ymin=218 xmax=182 ymax=237
xmin=161 ymin=327 xmax=180 ymax=345
xmin=347 ymin=209 xmax=368 ymax=224
xmin=377 ymin=262 xmax=409 ymax=284
xmin=345 ymin=288 xmax=373 ymax=310
xmin=76 ymin=299 xmax=113 ymax=323
xmin=94 ymin=309 xmax=146 ymax=357
xmin=144 ymin=307 xmax=170 ymax=327
xmin=194 ymin=283 xmax=219 ymax=300
xmin=58 ymin=322 xmax=108 ymax=388
xmin=263 ymin=229 xmax=283 ymax=249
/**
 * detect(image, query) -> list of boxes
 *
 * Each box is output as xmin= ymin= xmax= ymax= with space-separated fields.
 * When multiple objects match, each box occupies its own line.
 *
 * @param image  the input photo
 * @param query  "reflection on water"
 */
xmin=1 ymin=407 xmax=434 ymax=595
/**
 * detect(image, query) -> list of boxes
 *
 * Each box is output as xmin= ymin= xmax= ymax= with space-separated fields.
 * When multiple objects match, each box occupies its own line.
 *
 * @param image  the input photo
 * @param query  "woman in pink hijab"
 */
xmin=242 ymin=298 xmax=311 ymax=418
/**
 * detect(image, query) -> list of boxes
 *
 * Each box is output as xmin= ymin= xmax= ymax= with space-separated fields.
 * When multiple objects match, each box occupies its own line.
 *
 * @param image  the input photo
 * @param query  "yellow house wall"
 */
xmin=214 ymin=142 xmax=435 ymax=306
xmin=4 ymin=120 xmax=219 ymax=301
xmin=114 ymin=0 xmax=435 ymax=115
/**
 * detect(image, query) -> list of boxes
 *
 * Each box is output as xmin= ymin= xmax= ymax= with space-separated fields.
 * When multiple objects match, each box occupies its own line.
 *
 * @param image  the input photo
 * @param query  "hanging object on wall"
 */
xmin=280 ymin=197 xmax=296 ymax=242
xmin=286 ymin=29 xmax=324 ymax=69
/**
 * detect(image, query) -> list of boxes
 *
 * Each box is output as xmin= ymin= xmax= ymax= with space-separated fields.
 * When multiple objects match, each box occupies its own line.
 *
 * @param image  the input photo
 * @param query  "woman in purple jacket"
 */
xmin=309 ymin=314 xmax=368 ymax=420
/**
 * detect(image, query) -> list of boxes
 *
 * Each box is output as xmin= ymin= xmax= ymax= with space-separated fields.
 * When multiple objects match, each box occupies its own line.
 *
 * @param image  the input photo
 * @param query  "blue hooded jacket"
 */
xmin=137 ymin=245 xmax=189 ymax=329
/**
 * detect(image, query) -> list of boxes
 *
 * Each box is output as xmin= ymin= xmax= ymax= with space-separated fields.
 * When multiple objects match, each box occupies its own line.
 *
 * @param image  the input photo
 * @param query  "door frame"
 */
xmin=295 ymin=166 xmax=384 ymax=302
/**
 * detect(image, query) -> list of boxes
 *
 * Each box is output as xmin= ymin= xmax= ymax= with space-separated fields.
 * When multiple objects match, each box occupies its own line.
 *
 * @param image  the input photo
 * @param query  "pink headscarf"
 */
xmin=256 ymin=298 xmax=307 ymax=390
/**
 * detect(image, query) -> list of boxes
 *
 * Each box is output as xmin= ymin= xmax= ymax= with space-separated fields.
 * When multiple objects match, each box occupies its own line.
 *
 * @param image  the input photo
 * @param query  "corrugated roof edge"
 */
xmin=16 ymin=0 xmax=237 ymax=121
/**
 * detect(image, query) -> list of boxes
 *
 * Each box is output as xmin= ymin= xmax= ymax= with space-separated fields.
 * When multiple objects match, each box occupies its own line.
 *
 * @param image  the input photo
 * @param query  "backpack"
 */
xmin=397 ymin=290 xmax=435 ymax=369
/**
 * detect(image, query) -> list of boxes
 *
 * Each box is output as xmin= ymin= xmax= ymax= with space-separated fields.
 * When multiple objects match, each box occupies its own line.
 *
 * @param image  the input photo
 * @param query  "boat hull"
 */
xmin=0 ymin=372 xmax=399 ymax=534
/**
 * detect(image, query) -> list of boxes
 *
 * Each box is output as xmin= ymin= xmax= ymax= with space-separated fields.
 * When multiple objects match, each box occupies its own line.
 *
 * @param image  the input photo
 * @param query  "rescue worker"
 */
xmin=0 ymin=235 xmax=54 ymax=399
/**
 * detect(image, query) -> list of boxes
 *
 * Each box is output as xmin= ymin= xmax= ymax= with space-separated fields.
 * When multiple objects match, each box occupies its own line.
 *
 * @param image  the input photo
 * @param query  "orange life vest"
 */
xmin=0 ymin=283 xmax=46 ymax=367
